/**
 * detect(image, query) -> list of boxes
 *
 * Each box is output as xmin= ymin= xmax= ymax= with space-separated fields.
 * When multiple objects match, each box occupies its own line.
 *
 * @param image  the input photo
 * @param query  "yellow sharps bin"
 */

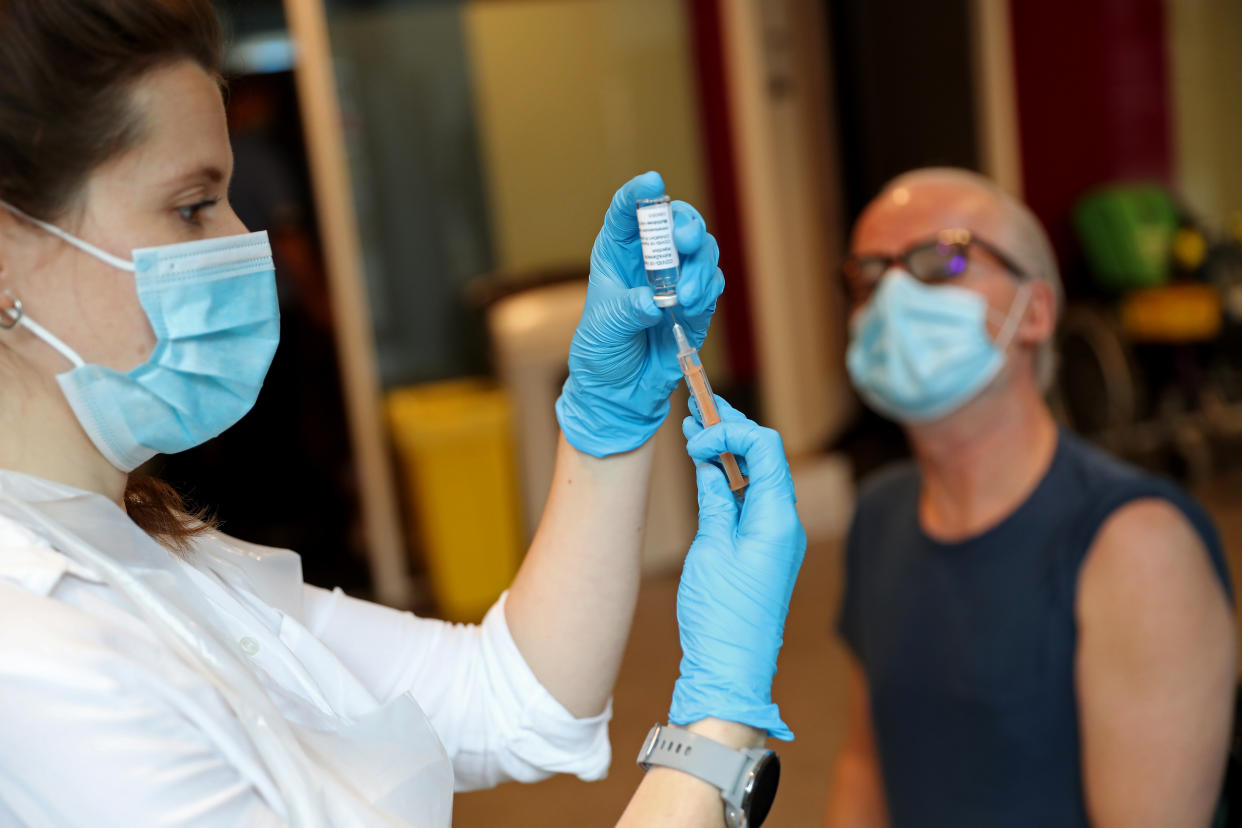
xmin=386 ymin=379 xmax=523 ymax=621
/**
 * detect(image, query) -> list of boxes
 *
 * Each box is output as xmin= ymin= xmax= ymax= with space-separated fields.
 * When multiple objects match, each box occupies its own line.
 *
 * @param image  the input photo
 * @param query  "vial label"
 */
xmin=637 ymin=202 xmax=679 ymax=271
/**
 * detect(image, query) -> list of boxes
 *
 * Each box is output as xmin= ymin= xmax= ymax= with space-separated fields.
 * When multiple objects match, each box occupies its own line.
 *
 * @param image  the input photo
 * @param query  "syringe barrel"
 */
xmin=682 ymin=354 xmax=748 ymax=492
xmin=636 ymin=195 xmax=680 ymax=307
xmin=677 ymin=348 xmax=702 ymax=378
xmin=683 ymin=362 xmax=719 ymax=425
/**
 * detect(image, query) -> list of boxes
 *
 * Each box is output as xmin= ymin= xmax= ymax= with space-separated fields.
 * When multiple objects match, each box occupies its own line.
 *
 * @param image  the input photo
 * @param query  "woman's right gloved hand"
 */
xmin=669 ymin=397 xmax=806 ymax=741
xmin=555 ymin=171 xmax=724 ymax=458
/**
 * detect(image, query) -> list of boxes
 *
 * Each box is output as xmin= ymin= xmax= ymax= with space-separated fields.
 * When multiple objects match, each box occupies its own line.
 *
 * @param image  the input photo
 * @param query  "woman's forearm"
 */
xmin=504 ymin=431 xmax=655 ymax=717
xmin=618 ymin=767 xmax=723 ymax=826
xmin=617 ymin=719 xmax=765 ymax=827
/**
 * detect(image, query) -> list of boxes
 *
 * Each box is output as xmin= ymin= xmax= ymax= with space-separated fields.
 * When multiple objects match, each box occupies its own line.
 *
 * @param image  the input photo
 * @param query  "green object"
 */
xmin=1073 ymin=184 xmax=1179 ymax=292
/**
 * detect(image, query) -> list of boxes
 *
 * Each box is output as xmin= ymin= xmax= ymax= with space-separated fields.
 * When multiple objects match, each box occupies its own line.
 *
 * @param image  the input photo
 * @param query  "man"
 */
xmin=825 ymin=168 xmax=1235 ymax=827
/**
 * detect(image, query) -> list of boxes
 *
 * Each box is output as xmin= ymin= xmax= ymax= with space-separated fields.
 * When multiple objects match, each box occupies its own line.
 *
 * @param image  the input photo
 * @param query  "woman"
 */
xmin=0 ymin=1 xmax=804 ymax=826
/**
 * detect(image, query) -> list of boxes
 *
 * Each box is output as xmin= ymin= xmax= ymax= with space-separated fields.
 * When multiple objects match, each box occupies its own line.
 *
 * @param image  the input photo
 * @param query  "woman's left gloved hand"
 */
xmin=555 ymin=171 xmax=724 ymax=457
xmin=670 ymin=396 xmax=806 ymax=740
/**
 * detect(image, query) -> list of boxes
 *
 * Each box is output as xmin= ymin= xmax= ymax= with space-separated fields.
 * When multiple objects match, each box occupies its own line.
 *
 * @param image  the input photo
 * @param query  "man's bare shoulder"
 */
xmin=1078 ymin=497 xmax=1232 ymax=665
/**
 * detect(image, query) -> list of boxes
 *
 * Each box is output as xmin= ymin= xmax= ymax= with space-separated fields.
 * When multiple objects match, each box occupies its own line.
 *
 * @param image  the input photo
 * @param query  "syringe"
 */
xmin=635 ymin=192 xmax=747 ymax=492
xmin=671 ymin=319 xmax=748 ymax=493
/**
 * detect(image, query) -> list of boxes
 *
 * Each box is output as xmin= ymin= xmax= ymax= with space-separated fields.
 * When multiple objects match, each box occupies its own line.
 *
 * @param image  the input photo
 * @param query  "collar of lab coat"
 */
xmin=0 ymin=470 xmax=109 ymax=594
xmin=0 ymin=469 xmax=102 ymax=503
xmin=0 ymin=470 xmax=303 ymax=620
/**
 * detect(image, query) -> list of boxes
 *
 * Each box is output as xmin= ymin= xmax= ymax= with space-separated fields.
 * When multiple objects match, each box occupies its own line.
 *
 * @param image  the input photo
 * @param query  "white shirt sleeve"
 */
xmin=301 ymin=585 xmax=612 ymax=792
xmin=0 ymin=581 xmax=287 ymax=828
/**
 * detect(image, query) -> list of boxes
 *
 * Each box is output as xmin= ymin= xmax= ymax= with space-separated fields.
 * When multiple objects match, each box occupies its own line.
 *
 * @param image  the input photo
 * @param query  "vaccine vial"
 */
xmin=636 ymin=195 xmax=680 ymax=307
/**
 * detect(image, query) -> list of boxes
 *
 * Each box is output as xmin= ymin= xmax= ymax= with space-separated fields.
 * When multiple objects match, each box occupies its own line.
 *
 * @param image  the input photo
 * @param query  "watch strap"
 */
xmin=636 ymin=724 xmax=749 ymax=794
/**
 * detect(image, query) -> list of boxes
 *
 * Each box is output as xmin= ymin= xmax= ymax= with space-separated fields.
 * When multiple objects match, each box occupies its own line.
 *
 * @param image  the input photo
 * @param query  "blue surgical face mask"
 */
xmin=0 ymin=201 xmax=279 ymax=471
xmin=846 ymin=269 xmax=1031 ymax=424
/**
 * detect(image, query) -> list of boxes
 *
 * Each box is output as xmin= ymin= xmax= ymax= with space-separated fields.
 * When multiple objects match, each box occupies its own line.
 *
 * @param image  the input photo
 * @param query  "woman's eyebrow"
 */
xmin=161 ymin=164 xmax=227 ymax=189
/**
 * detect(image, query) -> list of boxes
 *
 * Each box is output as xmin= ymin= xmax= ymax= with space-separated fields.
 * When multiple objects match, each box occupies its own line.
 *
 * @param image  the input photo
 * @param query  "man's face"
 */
xmin=848 ymin=180 xmax=1028 ymax=342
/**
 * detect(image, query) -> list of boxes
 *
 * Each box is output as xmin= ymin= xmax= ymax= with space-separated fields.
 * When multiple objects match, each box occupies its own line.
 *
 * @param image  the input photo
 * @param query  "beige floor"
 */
xmin=453 ymin=470 xmax=1242 ymax=827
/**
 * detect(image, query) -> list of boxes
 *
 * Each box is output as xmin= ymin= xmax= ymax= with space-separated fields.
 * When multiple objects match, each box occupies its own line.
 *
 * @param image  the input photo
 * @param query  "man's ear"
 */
xmin=1018 ymin=279 xmax=1057 ymax=347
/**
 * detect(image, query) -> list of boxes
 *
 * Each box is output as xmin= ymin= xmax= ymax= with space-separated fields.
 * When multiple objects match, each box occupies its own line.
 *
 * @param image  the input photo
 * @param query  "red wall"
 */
xmin=1009 ymin=0 xmax=1173 ymax=285
xmin=686 ymin=0 xmax=758 ymax=383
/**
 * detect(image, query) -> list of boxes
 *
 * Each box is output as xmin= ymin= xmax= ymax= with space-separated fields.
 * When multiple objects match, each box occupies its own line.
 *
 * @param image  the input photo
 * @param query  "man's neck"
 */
xmin=908 ymin=380 xmax=1059 ymax=542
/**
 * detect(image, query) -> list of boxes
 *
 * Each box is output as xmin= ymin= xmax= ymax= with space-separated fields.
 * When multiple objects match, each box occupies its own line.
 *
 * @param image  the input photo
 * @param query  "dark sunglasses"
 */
xmin=841 ymin=228 xmax=1028 ymax=305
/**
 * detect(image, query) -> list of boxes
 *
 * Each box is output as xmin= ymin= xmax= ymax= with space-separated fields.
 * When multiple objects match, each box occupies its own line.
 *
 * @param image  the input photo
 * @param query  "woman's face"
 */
xmin=0 ymin=60 xmax=245 ymax=378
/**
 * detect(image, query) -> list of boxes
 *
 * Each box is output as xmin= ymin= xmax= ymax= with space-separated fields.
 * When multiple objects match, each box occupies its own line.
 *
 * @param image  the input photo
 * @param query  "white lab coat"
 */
xmin=0 ymin=471 xmax=611 ymax=826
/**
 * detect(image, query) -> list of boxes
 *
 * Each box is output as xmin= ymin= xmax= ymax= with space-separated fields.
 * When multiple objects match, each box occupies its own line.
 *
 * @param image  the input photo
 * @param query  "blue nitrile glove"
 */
xmin=555 ymin=171 xmax=724 ymax=457
xmin=670 ymin=396 xmax=806 ymax=740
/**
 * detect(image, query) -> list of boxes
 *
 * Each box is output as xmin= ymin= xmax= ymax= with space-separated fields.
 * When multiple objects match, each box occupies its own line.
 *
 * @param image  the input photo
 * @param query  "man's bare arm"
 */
xmin=825 ymin=657 xmax=889 ymax=827
xmin=1077 ymin=498 xmax=1235 ymax=827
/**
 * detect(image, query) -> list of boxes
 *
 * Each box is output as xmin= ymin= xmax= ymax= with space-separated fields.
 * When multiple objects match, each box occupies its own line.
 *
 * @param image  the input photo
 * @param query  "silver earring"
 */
xmin=0 ymin=289 xmax=23 ymax=330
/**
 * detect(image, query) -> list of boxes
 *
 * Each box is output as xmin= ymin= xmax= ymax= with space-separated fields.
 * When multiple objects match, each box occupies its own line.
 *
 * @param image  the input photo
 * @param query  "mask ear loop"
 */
xmin=0 ymin=289 xmax=85 ymax=368
xmin=0 ymin=199 xmax=135 ymax=272
xmin=995 ymin=281 xmax=1033 ymax=351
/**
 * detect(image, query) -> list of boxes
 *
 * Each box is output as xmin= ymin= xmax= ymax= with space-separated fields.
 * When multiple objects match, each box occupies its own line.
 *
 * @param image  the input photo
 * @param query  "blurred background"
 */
xmin=159 ymin=0 xmax=1242 ymax=823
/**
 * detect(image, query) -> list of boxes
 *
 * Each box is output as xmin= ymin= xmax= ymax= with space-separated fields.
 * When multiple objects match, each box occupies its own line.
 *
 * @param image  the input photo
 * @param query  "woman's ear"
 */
xmin=0 ymin=207 xmax=10 ymax=274
xmin=0 ymin=210 xmax=23 ymax=329
xmin=0 ymin=232 xmax=10 ymax=315
xmin=0 ymin=204 xmax=25 ymax=293
xmin=0 ymin=206 xmax=38 ymax=311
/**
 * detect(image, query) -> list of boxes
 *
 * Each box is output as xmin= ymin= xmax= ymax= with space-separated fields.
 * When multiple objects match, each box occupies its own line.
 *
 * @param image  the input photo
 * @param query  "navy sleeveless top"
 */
xmin=837 ymin=429 xmax=1232 ymax=827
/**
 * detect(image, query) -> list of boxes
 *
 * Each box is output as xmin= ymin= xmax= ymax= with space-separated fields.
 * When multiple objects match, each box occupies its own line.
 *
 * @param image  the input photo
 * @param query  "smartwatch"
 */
xmin=636 ymin=723 xmax=780 ymax=827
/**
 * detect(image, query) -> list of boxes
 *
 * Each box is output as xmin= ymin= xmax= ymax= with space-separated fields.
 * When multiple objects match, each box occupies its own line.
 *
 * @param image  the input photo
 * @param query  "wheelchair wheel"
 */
xmin=1055 ymin=306 xmax=1141 ymax=436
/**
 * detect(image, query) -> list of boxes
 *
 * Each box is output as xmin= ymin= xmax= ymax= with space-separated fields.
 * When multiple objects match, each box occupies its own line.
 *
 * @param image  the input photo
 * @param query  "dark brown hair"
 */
xmin=0 ymin=0 xmax=225 ymax=549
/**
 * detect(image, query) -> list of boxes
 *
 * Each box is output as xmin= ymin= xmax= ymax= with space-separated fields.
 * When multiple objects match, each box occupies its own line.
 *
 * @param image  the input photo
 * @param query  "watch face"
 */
xmin=745 ymin=753 xmax=780 ymax=827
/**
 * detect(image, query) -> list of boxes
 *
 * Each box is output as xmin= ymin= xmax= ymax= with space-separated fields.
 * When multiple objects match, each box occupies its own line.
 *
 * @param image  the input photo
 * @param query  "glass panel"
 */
xmin=319 ymin=0 xmax=709 ymax=387
xmin=325 ymin=0 xmax=494 ymax=387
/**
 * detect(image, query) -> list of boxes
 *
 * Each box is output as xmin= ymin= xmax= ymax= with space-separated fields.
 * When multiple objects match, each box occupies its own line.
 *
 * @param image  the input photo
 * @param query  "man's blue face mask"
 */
xmin=0 ymin=201 xmax=279 ymax=471
xmin=846 ymin=269 xmax=1031 ymax=424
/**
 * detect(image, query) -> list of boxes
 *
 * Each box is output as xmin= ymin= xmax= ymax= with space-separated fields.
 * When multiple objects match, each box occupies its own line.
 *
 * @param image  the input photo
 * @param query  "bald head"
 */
xmin=853 ymin=167 xmax=1062 ymax=389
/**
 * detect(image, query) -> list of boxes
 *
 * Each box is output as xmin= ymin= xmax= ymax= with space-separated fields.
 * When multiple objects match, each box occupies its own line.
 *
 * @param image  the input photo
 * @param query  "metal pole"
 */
xmin=281 ymin=0 xmax=414 ymax=607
